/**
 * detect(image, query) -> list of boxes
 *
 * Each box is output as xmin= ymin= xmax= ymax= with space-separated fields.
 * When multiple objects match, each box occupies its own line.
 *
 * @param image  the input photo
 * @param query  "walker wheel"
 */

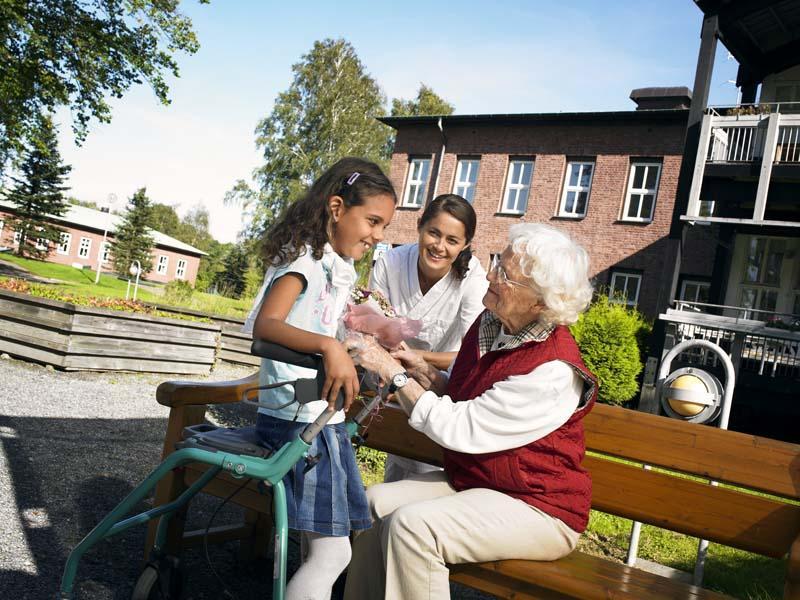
xmin=130 ymin=555 xmax=183 ymax=600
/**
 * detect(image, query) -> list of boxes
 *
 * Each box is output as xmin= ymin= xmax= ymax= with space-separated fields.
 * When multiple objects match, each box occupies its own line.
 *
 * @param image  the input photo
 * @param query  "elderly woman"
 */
xmin=343 ymin=223 xmax=597 ymax=600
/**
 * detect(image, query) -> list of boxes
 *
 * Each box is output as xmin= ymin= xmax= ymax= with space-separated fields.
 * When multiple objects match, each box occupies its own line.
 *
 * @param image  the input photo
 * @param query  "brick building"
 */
xmin=0 ymin=201 xmax=205 ymax=285
xmin=380 ymin=89 xmax=716 ymax=319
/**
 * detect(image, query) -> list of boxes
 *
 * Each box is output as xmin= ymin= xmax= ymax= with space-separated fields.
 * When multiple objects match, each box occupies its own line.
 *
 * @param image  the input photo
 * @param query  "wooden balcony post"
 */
xmin=753 ymin=112 xmax=781 ymax=222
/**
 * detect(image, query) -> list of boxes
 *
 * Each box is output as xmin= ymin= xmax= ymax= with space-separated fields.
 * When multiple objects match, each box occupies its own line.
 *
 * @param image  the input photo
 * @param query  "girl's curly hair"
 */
xmin=418 ymin=194 xmax=477 ymax=280
xmin=262 ymin=157 xmax=396 ymax=266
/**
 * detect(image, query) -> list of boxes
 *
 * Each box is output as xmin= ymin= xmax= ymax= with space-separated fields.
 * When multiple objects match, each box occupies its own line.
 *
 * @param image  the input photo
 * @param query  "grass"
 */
xmin=0 ymin=253 xmax=253 ymax=318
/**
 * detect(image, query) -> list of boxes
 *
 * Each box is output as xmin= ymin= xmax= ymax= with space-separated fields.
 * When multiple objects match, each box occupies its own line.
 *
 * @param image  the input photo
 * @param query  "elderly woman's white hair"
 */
xmin=508 ymin=223 xmax=593 ymax=326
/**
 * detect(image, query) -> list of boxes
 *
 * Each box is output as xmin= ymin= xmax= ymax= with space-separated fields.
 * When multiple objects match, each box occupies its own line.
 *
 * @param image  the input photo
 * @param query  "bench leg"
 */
xmin=239 ymin=508 xmax=272 ymax=561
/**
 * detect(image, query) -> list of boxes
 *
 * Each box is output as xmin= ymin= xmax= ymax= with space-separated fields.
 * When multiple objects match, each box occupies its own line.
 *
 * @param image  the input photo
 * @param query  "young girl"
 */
xmin=244 ymin=157 xmax=396 ymax=600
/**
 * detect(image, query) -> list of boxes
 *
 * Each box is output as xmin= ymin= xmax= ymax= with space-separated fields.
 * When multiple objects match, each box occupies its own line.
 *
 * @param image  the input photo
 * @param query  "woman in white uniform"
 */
xmin=369 ymin=194 xmax=488 ymax=482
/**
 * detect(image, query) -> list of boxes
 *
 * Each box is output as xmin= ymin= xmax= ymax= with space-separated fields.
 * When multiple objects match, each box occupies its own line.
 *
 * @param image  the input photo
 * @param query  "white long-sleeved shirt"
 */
xmin=408 ymin=360 xmax=582 ymax=454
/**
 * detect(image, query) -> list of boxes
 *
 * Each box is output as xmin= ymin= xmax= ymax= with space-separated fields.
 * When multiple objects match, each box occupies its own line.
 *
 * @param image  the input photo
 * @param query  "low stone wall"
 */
xmin=0 ymin=290 xmax=220 ymax=374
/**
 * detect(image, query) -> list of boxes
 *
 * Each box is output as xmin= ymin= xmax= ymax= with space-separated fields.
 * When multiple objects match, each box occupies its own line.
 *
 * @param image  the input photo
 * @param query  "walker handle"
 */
xmin=250 ymin=339 xmax=345 ymax=436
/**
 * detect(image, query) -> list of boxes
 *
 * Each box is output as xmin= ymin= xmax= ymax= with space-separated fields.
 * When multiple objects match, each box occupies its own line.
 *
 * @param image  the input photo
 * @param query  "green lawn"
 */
xmin=0 ymin=253 xmax=253 ymax=318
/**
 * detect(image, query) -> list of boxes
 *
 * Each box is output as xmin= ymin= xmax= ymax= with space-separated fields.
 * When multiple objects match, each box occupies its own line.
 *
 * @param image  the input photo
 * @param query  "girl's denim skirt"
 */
xmin=256 ymin=412 xmax=371 ymax=537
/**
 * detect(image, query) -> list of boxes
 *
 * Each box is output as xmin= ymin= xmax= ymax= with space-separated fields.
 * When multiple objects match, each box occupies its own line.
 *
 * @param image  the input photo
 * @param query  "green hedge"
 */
xmin=570 ymin=295 xmax=651 ymax=405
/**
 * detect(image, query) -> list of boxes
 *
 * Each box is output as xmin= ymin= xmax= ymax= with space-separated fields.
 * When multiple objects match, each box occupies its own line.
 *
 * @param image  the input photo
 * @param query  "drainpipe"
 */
xmin=432 ymin=117 xmax=447 ymax=199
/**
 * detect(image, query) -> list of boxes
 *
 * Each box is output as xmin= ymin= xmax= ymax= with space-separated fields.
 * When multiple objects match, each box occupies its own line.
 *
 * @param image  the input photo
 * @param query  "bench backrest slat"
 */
xmin=586 ymin=455 xmax=800 ymax=558
xmin=360 ymin=405 xmax=800 ymax=559
xmin=585 ymin=404 xmax=800 ymax=500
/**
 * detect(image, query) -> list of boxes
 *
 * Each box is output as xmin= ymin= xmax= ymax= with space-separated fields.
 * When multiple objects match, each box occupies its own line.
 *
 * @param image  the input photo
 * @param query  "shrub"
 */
xmin=164 ymin=279 xmax=194 ymax=304
xmin=570 ymin=295 xmax=651 ymax=405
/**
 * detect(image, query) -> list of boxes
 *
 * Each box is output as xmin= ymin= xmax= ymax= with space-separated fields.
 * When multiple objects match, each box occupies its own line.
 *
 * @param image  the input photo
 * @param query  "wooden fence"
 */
xmin=147 ymin=304 xmax=258 ymax=367
xmin=0 ymin=290 xmax=220 ymax=374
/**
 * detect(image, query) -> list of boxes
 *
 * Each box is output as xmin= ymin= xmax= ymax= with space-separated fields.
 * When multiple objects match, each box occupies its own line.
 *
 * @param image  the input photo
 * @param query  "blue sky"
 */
xmin=55 ymin=0 xmax=742 ymax=243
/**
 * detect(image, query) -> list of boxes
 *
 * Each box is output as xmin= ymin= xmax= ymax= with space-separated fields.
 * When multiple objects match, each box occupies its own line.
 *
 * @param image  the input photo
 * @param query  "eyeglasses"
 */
xmin=489 ymin=255 xmax=531 ymax=289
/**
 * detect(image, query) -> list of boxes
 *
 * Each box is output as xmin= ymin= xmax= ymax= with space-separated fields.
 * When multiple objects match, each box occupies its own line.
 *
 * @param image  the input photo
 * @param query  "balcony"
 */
xmin=660 ymin=302 xmax=800 ymax=381
xmin=683 ymin=103 xmax=800 ymax=226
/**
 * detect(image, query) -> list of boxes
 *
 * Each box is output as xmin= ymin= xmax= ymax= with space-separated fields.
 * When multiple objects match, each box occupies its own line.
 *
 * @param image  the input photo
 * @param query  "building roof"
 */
xmin=378 ymin=108 xmax=689 ymax=129
xmin=694 ymin=0 xmax=800 ymax=82
xmin=0 ymin=200 xmax=207 ymax=256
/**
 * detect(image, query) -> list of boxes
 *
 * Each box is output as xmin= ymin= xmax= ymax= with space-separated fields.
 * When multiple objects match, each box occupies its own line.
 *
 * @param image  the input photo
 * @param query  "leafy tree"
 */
xmin=0 ymin=0 xmax=206 ymax=171
xmin=385 ymin=83 xmax=455 ymax=159
xmin=390 ymin=84 xmax=455 ymax=117
xmin=570 ymin=295 xmax=652 ymax=406
xmin=67 ymin=197 xmax=99 ymax=210
xmin=111 ymin=188 xmax=155 ymax=277
xmin=227 ymin=38 xmax=390 ymax=236
xmin=150 ymin=203 xmax=183 ymax=239
xmin=195 ymin=240 xmax=231 ymax=293
xmin=179 ymin=205 xmax=214 ymax=251
xmin=3 ymin=117 xmax=71 ymax=258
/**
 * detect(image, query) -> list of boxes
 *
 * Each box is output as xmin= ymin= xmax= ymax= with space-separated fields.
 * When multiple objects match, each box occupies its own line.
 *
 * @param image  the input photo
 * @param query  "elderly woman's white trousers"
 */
xmin=343 ymin=471 xmax=579 ymax=600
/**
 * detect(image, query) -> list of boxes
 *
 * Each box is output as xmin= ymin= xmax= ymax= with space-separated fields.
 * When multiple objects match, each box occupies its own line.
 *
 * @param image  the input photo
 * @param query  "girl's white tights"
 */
xmin=285 ymin=532 xmax=352 ymax=600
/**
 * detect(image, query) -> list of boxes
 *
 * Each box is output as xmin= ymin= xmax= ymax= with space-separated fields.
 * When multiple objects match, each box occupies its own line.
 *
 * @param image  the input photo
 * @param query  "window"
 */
xmin=156 ymin=255 xmax=169 ymax=275
xmin=501 ymin=160 xmax=534 ymax=214
xmin=698 ymin=200 xmax=715 ymax=217
xmin=78 ymin=237 xmax=91 ymax=258
xmin=402 ymin=158 xmax=431 ymax=207
xmin=57 ymin=233 xmax=71 ymax=255
xmin=13 ymin=230 xmax=21 ymax=245
xmin=623 ymin=162 xmax=661 ymax=222
xmin=680 ymin=280 xmax=710 ymax=304
xmin=35 ymin=237 xmax=48 ymax=251
xmin=559 ymin=161 xmax=594 ymax=217
xmin=100 ymin=242 xmax=111 ymax=264
xmin=739 ymin=237 xmax=785 ymax=318
xmin=175 ymin=259 xmax=187 ymax=280
xmin=452 ymin=159 xmax=480 ymax=202
xmin=609 ymin=271 xmax=641 ymax=306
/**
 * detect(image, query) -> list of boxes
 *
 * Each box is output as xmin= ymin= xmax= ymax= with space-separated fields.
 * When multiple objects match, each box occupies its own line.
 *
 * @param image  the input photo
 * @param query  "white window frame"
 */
xmin=99 ymin=241 xmax=111 ymax=264
xmin=402 ymin=158 xmax=431 ymax=208
xmin=35 ymin=237 xmax=48 ymax=251
xmin=609 ymin=271 xmax=642 ymax=307
xmin=57 ymin=232 xmax=72 ymax=255
xmin=501 ymin=160 xmax=534 ymax=215
xmin=156 ymin=254 xmax=169 ymax=275
xmin=78 ymin=237 xmax=92 ymax=259
xmin=559 ymin=161 xmax=594 ymax=218
xmin=452 ymin=159 xmax=480 ymax=203
xmin=623 ymin=162 xmax=661 ymax=222
xmin=175 ymin=259 xmax=187 ymax=280
xmin=679 ymin=279 xmax=710 ymax=304
xmin=13 ymin=230 xmax=21 ymax=246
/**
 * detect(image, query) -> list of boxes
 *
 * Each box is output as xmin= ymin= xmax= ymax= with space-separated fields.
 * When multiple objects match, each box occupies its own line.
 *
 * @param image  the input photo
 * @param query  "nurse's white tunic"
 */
xmin=369 ymin=243 xmax=488 ymax=479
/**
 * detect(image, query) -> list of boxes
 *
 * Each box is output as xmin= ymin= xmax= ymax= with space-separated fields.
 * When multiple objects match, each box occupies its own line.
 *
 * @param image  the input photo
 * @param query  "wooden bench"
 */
xmin=148 ymin=372 xmax=800 ymax=599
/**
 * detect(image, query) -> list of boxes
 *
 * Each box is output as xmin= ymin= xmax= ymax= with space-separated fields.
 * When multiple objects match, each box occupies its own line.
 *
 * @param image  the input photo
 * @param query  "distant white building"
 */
xmin=0 ymin=201 xmax=206 ymax=285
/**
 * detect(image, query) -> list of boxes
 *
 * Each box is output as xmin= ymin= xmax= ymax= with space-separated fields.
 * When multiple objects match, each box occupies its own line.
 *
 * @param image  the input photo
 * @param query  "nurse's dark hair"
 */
xmin=418 ymin=194 xmax=477 ymax=280
xmin=262 ymin=157 xmax=396 ymax=266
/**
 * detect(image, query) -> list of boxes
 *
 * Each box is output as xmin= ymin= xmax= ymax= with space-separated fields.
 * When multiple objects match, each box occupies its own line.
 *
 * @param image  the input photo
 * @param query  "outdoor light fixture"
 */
xmin=628 ymin=338 xmax=735 ymax=587
xmin=125 ymin=260 xmax=142 ymax=301
xmin=660 ymin=367 xmax=723 ymax=424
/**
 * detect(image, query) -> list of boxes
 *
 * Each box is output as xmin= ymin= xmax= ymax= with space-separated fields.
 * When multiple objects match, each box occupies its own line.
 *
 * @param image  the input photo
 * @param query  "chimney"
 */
xmin=629 ymin=86 xmax=692 ymax=110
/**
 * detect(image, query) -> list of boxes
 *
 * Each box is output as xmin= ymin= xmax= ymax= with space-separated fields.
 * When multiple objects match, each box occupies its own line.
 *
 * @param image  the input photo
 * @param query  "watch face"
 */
xmin=392 ymin=372 xmax=408 ymax=389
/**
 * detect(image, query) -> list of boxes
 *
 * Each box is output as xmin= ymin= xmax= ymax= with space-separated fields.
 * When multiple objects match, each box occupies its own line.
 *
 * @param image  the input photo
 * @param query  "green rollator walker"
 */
xmin=60 ymin=340 xmax=384 ymax=600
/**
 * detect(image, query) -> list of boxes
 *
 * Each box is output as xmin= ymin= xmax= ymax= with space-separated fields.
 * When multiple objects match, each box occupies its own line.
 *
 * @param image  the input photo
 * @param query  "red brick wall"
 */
xmin=385 ymin=117 xmax=715 ymax=318
xmin=0 ymin=212 xmax=201 ymax=285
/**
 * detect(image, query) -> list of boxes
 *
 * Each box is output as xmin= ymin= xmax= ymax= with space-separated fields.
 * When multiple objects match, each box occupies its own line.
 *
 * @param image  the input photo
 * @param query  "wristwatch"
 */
xmin=388 ymin=371 xmax=409 ymax=394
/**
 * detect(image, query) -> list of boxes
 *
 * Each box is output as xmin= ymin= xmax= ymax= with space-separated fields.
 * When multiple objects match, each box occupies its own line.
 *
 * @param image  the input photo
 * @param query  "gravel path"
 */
xmin=0 ymin=357 xmax=490 ymax=600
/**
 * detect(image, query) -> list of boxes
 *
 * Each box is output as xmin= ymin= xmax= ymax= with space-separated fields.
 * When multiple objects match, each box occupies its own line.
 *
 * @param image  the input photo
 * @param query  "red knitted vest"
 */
xmin=443 ymin=316 xmax=597 ymax=532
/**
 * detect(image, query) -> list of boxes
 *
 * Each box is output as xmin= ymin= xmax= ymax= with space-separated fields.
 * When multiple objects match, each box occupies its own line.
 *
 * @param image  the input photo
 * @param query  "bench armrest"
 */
xmin=156 ymin=372 xmax=259 ymax=408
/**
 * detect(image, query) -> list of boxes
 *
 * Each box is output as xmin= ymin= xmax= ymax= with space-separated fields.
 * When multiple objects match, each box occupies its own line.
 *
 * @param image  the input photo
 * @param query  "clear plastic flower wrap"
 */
xmin=342 ymin=287 xmax=422 ymax=350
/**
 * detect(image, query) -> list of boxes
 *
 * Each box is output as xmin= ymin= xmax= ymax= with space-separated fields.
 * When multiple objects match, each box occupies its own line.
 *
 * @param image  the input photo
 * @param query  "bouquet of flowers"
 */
xmin=342 ymin=286 xmax=422 ymax=349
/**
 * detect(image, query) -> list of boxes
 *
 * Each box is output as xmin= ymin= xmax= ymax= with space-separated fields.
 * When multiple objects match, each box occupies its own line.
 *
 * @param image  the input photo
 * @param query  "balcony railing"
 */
xmin=705 ymin=104 xmax=800 ymax=165
xmin=662 ymin=302 xmax=800 ymax=380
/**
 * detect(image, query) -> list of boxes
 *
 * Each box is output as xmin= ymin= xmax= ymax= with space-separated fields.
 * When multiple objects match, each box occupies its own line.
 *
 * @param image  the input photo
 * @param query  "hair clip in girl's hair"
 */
xmin=346 ymin=172 xmax=361 ymax=185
